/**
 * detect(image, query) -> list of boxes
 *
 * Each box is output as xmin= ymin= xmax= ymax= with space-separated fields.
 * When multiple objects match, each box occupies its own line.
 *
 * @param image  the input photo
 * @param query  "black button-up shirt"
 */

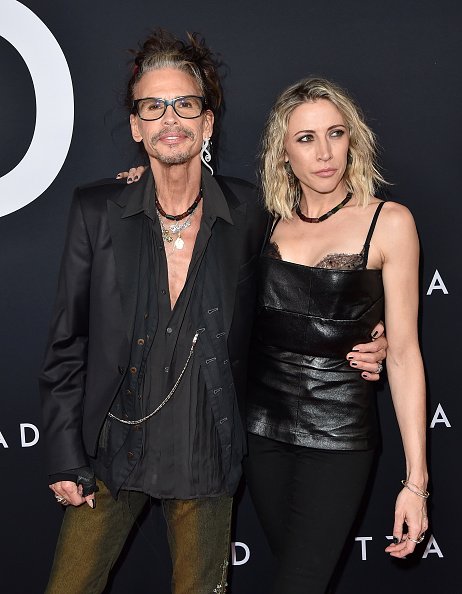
xmin=124 ymin=172 xmax=233 ymax=498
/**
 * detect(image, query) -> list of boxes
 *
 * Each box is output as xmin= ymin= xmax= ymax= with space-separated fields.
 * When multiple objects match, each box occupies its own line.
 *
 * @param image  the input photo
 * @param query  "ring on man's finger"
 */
xmin=375 ymin=362 xmax=383 ymax=374
xmin=54 ymin=494 xmax=69 ymax=506
xmin=407 ymin=532 xmax=425 ymax=544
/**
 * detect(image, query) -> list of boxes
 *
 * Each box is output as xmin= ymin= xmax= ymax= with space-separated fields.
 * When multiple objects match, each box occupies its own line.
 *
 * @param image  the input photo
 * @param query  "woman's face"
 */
xmin=284 ymin=98 xmax=350 ymax=197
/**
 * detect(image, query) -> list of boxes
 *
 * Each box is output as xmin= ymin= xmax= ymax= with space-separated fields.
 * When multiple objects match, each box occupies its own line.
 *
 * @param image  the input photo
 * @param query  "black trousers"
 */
xmin=245 ymin=433 xmax=375 ymax=594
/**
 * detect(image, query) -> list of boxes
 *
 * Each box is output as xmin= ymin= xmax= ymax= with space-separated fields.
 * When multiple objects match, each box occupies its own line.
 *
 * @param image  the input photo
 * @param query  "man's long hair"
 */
xmin=126 ymin=29 xmax=223 ymax=141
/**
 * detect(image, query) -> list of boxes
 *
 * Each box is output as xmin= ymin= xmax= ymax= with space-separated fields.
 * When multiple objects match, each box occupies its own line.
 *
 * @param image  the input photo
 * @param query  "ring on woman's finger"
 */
xmin=407 ymin=532 xmax=425 ymax=544
xmin=375 ymin=362 xmax=383 ymax=374
xmin=54 ymin=494 xmax=69 ymax=506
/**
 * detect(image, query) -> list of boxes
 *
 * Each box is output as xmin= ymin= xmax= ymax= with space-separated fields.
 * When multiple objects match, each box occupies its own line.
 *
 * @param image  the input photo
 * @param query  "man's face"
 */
xmin=130 ymin=68 xmax=214 ymax=167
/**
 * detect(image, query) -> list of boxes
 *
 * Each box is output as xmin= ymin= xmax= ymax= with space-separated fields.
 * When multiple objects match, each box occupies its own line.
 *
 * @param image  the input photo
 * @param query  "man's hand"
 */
xmin=49 ymin=467 xmax=97 ymax=508
xmin=50 ymin=481 xmax=95 ymax=507
xmin=346 ymin=321 xmax=387 ymax=381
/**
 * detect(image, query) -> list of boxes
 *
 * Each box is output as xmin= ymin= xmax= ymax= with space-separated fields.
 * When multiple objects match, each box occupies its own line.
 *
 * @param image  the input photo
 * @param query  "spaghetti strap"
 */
xmin=270 ymin=215 xmax=281 ymax=238
xmin=362 ymin=201 xmax=385 ymax=268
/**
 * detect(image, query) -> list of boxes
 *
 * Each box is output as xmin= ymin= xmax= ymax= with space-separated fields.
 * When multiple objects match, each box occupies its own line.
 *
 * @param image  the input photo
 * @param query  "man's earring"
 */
xmin=201 ymin=138 xmax=213 ymax=175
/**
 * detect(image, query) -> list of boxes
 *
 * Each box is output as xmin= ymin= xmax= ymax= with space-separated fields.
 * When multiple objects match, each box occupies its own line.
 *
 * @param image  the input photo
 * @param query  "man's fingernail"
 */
xmin=347 ymin=355 xmax=354 ymax=360
xmin=134 ymin=175 xmax=139 ymax=181
xmin=127 ymin=177 xmax=133 ymax=183
xmin=372 ymin=331 xmax=379 ymax=338
xmin=116 ymin=173 xmax=122 ymax=179
xmin=89 ymin=499 xmax=96 ymax=509
xmin=393 ymin=536 xmax=400 ymax=544
xmin=352 ymin=348 xmax=359 ymax=352
xmin=361 ymin=372 xmax=368 ymax=378
xmin=350 ymin=361 xmax=358 ymax=367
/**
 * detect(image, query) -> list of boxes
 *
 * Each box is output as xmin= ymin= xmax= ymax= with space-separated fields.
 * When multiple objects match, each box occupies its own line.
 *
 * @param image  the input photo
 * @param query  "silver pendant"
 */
xmin=174 ymin=236 xmax=184 ymax=250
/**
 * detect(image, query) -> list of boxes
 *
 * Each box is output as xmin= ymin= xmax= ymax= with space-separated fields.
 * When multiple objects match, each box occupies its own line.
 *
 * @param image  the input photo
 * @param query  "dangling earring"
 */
xmin=285 ymin=161 xmax=300 ymax=206
xmin=285 ymin=161 xmax=295 ymax=188
xmin=201 ymin=138 xmax=213 ymax=175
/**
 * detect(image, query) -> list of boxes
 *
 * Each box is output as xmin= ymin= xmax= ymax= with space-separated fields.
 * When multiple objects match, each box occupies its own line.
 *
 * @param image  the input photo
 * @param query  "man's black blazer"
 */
xmin=39 ymin=169 xmax=270 ymax=485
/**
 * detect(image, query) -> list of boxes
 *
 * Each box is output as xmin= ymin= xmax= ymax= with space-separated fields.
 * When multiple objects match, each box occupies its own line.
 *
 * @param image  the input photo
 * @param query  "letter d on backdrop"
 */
xmin=0 ymin=0 xmax=74 ymax=217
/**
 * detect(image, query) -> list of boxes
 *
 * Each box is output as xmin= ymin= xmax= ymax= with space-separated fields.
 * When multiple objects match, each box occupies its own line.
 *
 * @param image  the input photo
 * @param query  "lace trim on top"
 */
xmin=265 ymin=241 xmax=364 ymax=270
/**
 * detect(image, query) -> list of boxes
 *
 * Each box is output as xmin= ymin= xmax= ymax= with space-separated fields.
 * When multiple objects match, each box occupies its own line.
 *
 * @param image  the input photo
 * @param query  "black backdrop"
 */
xmin=0 ymin=1 xmax=459 ymax=592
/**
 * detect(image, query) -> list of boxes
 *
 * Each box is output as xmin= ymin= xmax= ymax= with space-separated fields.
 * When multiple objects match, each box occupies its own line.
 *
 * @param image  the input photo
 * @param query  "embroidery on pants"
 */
xmin=213 ymin=559 xmax=229 ymax=593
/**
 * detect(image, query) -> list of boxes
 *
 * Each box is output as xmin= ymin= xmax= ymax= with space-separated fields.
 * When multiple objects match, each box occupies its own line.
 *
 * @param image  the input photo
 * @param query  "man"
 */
xmin=40 ymin=30 xmax=385 ymax=593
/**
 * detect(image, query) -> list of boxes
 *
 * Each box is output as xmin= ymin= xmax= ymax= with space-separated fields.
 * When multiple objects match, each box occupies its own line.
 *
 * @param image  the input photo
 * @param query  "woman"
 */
xmin=244 ymin=77 xmax=428 ymax=593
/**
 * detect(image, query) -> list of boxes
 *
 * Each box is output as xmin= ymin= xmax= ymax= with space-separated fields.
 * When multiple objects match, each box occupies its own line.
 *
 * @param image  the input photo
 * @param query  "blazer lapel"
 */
xmin=107 ymin=177 xmax=148 ymax=342
xmin=204 ymin=175 xmax=248 ymax=333
xmin=215 ymin=208 xmax=246 ymax=333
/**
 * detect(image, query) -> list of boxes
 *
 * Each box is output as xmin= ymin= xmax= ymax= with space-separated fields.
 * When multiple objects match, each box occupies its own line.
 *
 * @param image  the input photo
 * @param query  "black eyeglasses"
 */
xmin=132 ymin=96 xmax=206 ymax=121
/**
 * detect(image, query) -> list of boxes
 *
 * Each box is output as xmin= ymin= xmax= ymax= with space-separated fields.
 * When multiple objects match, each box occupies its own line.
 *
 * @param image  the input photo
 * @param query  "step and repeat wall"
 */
xmin=0 ymin=1 xmax=458 ymax=592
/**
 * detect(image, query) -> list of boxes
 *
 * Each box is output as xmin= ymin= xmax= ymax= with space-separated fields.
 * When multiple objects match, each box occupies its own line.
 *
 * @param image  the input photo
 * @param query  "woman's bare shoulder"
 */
xmin=376 ymin=200 xmax=416 ymax=231
xmin=373 ymin=200 xmax=419 ymax=262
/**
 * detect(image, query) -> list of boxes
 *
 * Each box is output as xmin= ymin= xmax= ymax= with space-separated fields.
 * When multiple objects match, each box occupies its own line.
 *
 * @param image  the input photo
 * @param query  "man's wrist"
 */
xmin=49 ymin=465 xmax=91 ymax=485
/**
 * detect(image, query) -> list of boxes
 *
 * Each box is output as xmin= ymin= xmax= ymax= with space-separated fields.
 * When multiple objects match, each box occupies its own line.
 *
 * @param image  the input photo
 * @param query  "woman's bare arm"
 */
xmin=377 ymin=202 xmax=428 ymax=558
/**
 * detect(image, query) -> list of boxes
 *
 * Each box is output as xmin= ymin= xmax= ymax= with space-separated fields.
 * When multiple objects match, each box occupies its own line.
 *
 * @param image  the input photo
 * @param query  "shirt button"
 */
xmin=164 ymin=367 xmax=169 ymax=373
xmin=125 ymin=389 xmax=132 ymax=396
xmin=133 ymin=425 xmax=142 ymax=432
xmin=161 ymin=289 xmax=166 ymax=295
xmin=127 ymin=451 xmax=134 ymax=459
xmin=130 ymin=366 xmax=137 ymax=374
xmin=166 ymin=327 xmax=173 ymax=334
xmin=137 ymin=338 xmax=145 ymax=346
xmin=144 ymin=313 xmax=149 ymax=319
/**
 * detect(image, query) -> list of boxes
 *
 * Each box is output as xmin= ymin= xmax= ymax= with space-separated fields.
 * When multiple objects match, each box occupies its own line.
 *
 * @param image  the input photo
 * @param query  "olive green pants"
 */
xmin=46 ymin=480 xmax=232 ymax=594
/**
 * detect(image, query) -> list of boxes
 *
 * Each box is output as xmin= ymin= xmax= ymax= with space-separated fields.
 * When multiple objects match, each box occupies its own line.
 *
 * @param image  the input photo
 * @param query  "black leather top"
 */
xmin=247 ymin=204 xmax=385 ymax=450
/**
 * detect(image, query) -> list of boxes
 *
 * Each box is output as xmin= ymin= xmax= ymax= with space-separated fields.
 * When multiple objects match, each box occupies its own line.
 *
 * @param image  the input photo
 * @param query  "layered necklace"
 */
xmin=156 ymin=189 xmax=202 ymax=253
xmin=156 ymin=189 xmax=202 ymax=221
xmin=295 ymin=192 xmax=352 ymax=223
xmin=158 ymin=211 xmax=195 ymax=251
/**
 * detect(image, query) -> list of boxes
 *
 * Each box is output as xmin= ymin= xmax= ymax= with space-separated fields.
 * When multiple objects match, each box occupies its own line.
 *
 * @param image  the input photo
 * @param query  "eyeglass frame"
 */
xmin=132 ymin=95 xmax=207 ymax=121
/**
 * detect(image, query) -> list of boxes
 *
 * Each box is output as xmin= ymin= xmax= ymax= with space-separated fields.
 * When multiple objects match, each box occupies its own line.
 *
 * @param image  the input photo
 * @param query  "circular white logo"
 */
xmin=0 ymin=0 xmax=74 ymax=217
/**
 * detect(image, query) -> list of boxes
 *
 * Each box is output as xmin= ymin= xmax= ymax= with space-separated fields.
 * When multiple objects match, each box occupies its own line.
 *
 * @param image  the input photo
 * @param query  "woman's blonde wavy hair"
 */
xmin=261 ymin=77 xmax=386 ymax=219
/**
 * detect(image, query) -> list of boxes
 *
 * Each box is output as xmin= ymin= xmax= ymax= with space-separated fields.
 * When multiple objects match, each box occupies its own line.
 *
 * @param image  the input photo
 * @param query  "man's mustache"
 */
xmin=150 ymin=126 xmax=195 ymax=143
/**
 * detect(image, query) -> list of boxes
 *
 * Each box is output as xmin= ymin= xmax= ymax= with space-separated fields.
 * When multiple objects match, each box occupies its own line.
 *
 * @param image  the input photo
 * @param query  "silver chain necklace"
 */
xmin=168 ymin=217 xmax=193 ymax=234
xmin=107 ymin=331 xmax=199 ymax=425
xmin=157 ymin=209 xmax=195 ymax=252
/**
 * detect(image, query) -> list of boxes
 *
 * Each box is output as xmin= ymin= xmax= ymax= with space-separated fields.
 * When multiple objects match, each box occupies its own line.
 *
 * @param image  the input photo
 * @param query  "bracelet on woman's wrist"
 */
xmin=401 ymin=479 xmax=429 ymax=499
